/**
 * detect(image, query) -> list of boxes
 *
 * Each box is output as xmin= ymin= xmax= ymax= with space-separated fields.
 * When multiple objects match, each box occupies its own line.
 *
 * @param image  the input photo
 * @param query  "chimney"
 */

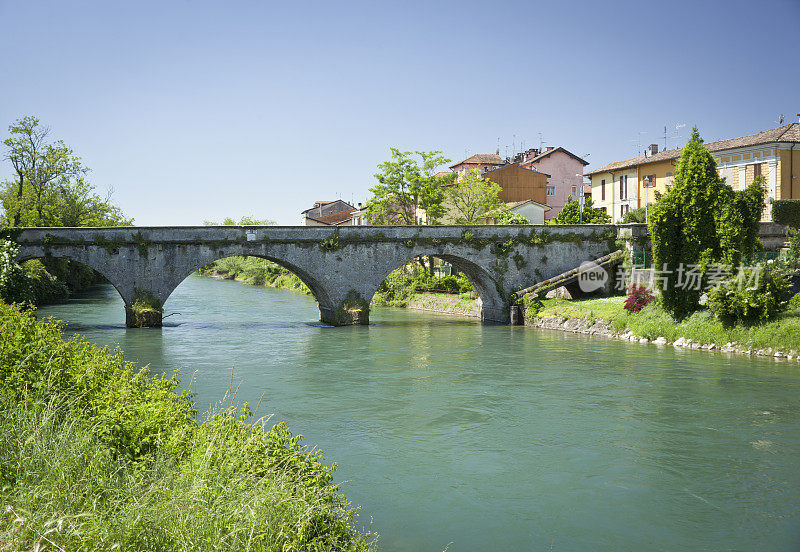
xmin=357 ymin=202 xmax=362 ymax=210
xmin=797 ymin=112 xmax=800 ymax=123
xmin=648 ymin=143 xmax=659 ymax=156
xmin=545 ymin=146 xmax=554 ymax=152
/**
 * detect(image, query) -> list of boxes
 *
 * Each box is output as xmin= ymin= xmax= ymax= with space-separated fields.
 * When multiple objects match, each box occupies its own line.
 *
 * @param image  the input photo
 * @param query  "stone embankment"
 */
xmin=527 ymin=315 xmax=800 ymax=362
xmin=405 ymin=293 xmax=481 ymax=317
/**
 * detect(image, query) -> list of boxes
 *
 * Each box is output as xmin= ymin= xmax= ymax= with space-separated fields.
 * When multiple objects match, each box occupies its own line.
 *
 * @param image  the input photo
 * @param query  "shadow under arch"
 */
xmin=161 ymin=253 xmax=335 ymax=314
xmin=16 ymin=252 xmax=130 ymax=306
xmin=367 ymin=251 xmax=507 ymax=322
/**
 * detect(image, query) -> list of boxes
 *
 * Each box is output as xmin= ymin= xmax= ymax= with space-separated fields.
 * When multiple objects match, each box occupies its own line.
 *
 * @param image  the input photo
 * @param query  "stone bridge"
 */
xmin=14 ymin=225 xmax=620 ymax=326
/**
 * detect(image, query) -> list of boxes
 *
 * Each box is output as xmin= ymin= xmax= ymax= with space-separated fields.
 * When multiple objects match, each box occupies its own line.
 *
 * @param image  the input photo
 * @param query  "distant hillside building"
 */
xmin=585 ymin=120 xmax=800 ymax=223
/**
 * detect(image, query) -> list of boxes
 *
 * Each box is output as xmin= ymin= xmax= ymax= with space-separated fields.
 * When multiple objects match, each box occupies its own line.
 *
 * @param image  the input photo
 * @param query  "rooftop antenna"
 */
xmin=538 ymin=132 xmax=544 ymax=151
xmin=674 ymin=123 xmax=686 ymax=148
xmin=496 ymin=137 xmax=500 ymax=155
xmin=512 ymin=134 xmax=516 ymax=156
xmin=663 ymin=126 xmax=668 ymax=150
xmin=631 ymin=131 xmax=646 ymax=155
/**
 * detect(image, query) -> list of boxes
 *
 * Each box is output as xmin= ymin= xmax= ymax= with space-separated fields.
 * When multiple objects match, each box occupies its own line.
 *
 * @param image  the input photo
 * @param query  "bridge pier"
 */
xmin=124 ymin=292 xmax=164 ymax=328
xmin=125 ymin=304 xmax=163 ymax=327
xmin=319 ymin=304 xmax=369 ymax=326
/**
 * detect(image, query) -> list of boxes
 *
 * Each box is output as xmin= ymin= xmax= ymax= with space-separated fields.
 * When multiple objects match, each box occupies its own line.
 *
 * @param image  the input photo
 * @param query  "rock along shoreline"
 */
xmin=526 ymin=315 xmax=800 ymax=363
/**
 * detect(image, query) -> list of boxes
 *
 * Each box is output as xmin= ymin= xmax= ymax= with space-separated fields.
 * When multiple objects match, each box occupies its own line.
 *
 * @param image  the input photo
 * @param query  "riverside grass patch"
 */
xmin=536 ymin=295 xmax=800 ymax=352
xmin=200 ymin=256 xmax=312 ymax=294
xmin=0 ymin=301 xmax=375 ymax=552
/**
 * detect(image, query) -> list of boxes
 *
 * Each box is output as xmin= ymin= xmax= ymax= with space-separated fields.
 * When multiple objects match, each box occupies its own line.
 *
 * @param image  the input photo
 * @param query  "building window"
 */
xmin=571 ymin=185 xmax=578 ymax=196
xmin=752 ymin=163 xmax=762 ymax=178
xmin=619 ymin=175 xmax=628 ymax=200
xmin=546 ymin=186 xmax=555 ymax=197
xmin=601 ymin=179 xmax=606 ymax=201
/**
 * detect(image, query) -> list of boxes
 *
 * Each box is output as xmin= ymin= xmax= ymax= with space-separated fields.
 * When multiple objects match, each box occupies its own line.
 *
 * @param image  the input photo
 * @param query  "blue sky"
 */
xmin=1 ymin=0 xmax=799 ymax=225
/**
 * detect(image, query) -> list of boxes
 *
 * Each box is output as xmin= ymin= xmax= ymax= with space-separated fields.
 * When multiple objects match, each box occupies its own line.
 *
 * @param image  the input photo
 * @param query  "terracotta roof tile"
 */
xmin=449 ymin=153 xmax=504 ymax=168
xmin=585 ymin=123 xmax=800 ymax=176
xmin=522 ymin=146 xmax=589 ymax=166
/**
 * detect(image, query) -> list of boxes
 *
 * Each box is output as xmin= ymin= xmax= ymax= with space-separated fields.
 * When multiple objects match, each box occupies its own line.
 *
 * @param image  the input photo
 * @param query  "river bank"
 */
xmin=527 ymin=296 xmax=800 ymax=362
xmin=0 ymin=299 xmax=375 ymax=551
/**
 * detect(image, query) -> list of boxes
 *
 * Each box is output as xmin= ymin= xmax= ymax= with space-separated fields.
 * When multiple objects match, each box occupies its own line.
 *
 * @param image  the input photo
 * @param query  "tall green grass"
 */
xmin=0 ymin=302 xmax=376 ymax=551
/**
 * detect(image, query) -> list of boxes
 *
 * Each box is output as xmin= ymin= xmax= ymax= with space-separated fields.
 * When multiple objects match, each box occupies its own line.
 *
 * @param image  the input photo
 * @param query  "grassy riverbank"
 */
xmin=0 ymin=301 xmax=375 ymax=551
xmin=533 ymin=295 xmax=800 ymax=353
xmin=199 ymin=256 xmax=311 ymax=294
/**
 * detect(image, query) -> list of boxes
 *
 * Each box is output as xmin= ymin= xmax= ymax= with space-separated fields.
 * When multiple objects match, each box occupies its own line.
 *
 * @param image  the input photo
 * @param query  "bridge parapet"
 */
xmin=14 ymin=225 xmax=621 ymax=327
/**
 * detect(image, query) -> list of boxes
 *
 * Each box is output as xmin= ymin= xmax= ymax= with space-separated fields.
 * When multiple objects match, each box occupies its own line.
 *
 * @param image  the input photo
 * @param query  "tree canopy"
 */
xmin=551 ymin=196 xmax=611 ymax=224
xmin=648 ymin=127 xmax=764 ymax=319
xmin=1 ymin=116 xmax=131 ymax=227
xmin=444 ymin=169 xmax=504 ymax=224
xmin=364 ymin=149 xmax=453 ymax=225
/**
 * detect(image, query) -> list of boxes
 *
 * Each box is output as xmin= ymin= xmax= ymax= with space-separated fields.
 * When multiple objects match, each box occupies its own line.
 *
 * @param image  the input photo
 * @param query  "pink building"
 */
xmin=517 ymin=147 xmax=589 ymax=220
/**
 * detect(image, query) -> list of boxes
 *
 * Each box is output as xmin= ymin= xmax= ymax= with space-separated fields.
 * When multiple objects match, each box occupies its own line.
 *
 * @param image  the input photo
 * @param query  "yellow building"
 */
xmin=586 ymin=120 xmax=800 ymax=222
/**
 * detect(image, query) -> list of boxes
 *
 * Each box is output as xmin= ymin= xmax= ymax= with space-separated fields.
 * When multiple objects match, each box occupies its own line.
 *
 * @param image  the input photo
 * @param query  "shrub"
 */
xmin=623 ymin=284 xmax=655 ymax=313
xmin=0 ymin=240 xmax=33 ymax=304
xmin=621 ymin=207 xmax=647 ymax=224
xmin=0 ymin=300 xmax=375 ymax=551
xmin=772 ymin=199 xmax=800 ymax=228
xmin=494 ymin=210 xmax=529 ymax=225
xmin=648 ymin=128 xmax=764 ymax=319
xmin=785 ymin=227 xmax=800 ymax=268
xmin=706 ymin=263 xmax=793 ymax=325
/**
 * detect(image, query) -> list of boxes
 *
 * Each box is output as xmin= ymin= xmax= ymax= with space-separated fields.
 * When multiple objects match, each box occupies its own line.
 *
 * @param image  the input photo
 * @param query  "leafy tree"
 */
xmin=444 ymin=169 xmax=504 ymax=224
xmin=364 ymin=149 xmax=452 ymax=225
xmin=551 ymin=196 xmax=611 ymax=224
xmin=648 ymin=127 xmax=764 ymax=319
xmin=1 ymin=116 xmax=131 ymax=227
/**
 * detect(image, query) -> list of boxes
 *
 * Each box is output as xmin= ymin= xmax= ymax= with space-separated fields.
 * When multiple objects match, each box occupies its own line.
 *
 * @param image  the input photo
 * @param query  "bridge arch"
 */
xmin=16 ymin=250 xmax=132 ymax=306
xmin=362 ymin=249 xmax=508 ymax=323
xmin=160 ymin=252 xmax=337 ymax=314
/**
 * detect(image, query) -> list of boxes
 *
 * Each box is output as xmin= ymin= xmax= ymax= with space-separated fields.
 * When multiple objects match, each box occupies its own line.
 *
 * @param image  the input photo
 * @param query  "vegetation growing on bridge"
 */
xmin=0 ymin=300 xmax=376 ymax=551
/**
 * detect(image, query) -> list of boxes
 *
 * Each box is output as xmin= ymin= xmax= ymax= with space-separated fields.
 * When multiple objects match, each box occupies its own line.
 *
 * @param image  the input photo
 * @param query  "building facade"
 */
xmin=587 ymin=122 xmax=800 ymax=223
xmin=301 ymin=200 xmax=356 ymax=226
xmin=517 ymin=147 xmax=589 ymax=220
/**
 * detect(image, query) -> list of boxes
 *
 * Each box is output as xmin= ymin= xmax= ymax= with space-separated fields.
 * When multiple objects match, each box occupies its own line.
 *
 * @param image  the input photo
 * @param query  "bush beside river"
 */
xmin=0 ymin=301 xmax=376 ymax=551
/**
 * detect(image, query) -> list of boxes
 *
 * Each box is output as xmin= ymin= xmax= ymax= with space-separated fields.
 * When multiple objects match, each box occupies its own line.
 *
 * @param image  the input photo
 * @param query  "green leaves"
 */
xmin=648 ymin=127 xmax=765 ymax=319
xmin=444 ymin=169 xmax=504 ymax=224
xmin=551 ymin=195 xmax=611 ymax=224
xmin=1 ymin=116 xmax=133 ymax=227
xmin=364 ymin=148 xmax=451 ymax=225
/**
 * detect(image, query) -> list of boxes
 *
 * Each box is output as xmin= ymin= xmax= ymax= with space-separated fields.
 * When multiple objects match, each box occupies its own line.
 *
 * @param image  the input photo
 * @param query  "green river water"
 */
xmin=37 ymin=275 xmax=800 ymax=551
